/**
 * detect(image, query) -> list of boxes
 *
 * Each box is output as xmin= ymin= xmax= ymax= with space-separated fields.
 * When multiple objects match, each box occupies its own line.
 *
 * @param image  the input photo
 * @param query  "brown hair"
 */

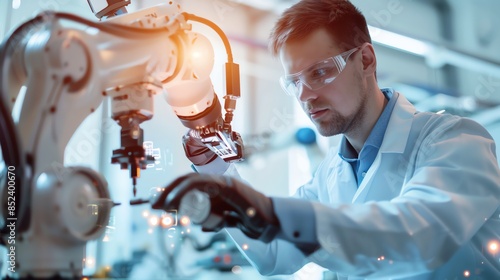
xmin=269 ymin=0 xmax=371 ymax=56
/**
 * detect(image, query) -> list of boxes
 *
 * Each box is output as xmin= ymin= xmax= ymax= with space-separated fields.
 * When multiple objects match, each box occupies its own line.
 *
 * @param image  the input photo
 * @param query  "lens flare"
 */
xmin=149 ymin=216 xmax=159 ymax=226
xmin=180 ymin=216 xmax=190 ymax=226
xmin=488 ymin=240 xmax=499 ymax=254
xmin=161 ymin=215 xmax=175 ymax=228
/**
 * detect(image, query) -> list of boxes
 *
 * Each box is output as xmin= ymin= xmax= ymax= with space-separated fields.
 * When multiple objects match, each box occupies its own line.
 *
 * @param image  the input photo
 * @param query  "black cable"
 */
xmin=183 ymin=13 xmax=234 ymax=63
xmin=1 ymin=11 xmax=183 ymax=41
xmin=0 ymin=9 xmax=239 ymax=234
xmin=0 ymin=12 xmax=47 ymax=235
xmin=0 ymin=10 xmax=189 ymax=234
xmin=53 ymin=12 xmax=181 ymax=37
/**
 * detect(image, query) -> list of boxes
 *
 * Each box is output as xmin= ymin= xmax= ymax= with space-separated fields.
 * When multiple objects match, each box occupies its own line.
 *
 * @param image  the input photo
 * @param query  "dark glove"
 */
xmin=182 ymin=130 xmax=217 ymax=166
xmin=152 ymin=173 xmax=280 ymax=243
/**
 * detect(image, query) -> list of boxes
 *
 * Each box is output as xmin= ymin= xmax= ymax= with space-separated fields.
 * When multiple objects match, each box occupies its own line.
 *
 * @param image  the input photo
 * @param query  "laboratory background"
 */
xmin=0 ymin=0 xmax=499 ymax=279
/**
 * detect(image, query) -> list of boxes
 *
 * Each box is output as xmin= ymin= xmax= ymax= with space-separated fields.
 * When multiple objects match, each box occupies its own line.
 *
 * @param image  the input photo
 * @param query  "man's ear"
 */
xmin=360 ymin=43 xmax=377 ymax=76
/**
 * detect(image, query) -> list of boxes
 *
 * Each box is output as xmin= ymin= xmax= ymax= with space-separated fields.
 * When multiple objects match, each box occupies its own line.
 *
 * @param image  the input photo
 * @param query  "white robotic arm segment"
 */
xmin=0 ymin=1 xmax=243 ymax=278
xmin=165 ymin=31 xmax=216 ymax=117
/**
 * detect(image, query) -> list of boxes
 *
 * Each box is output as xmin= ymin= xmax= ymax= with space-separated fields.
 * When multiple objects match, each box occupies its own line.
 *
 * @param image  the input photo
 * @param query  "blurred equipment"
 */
xmin=0 ymin=0 xmax=242 ymax=278
xmin=87 ymin=0 xmax=131 ymax=19
xmin=244 ymin=127 xmax=325 ymax=173
xmin=152 ymin=173 xmax=280 ymax=243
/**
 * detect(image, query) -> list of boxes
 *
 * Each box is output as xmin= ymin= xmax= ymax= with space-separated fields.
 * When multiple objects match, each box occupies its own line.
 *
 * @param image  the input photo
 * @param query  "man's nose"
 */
xmin=297 ymin=83 xmax=317 ymax=102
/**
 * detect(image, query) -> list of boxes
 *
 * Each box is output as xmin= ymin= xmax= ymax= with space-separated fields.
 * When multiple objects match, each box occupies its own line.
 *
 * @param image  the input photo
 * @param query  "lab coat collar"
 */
xmin=330 ymin=91 xmax=417 ymax=201
xmin=378 ymin=92 xmax=416 ymax=154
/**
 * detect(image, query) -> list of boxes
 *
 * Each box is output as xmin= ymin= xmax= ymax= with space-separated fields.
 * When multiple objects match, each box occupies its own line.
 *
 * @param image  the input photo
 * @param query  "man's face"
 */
xmin=279 ymin=28 xmax=368 ymax=137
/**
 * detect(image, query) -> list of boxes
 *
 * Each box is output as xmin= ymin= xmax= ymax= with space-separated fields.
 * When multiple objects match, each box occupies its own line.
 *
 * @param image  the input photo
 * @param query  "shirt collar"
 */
xmin=338 ymin=88 xmax=399 ymax=160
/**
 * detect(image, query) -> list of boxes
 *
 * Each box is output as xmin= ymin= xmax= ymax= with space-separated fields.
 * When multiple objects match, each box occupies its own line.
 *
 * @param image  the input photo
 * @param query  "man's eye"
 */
xmin=310 ymin=67 xmax=333 ymax=79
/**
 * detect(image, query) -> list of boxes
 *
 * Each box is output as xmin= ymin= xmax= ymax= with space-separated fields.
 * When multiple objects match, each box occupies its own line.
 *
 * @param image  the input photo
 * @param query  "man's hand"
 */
xmin=152 ymin=173 xmax=280 ymax=243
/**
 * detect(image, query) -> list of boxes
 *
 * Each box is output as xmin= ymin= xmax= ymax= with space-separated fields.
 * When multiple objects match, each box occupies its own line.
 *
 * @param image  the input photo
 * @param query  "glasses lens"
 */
xmin=279 ymin=47 xmax=357 ymax=97
xmin=302 ymin=58 xmax=343 ymax=90
xmin=279 ymin=76 xmax=299 ymax=96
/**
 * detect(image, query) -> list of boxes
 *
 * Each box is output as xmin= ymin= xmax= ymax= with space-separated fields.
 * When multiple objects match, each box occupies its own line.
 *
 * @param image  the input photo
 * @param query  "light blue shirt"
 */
xmin=221 ymin=91 xmax=500 ymax=279
xmin=339 ymin=88 xmax=398 ymax=186
xmin=273 ymin=88 xmax=399 ymax=247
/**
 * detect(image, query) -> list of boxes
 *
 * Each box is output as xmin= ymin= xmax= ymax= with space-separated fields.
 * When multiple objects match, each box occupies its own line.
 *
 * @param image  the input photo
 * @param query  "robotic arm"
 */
xmin=0 ymin=1 xmax=242 ymax=278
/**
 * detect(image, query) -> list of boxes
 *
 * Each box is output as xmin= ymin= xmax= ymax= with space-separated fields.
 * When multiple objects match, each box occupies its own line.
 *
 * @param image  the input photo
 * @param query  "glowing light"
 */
xmin=186 ymin=228 xmax=191 ymax=233
xmin=488 ymin=240 xmax=499 ymax=254
xmin=191 ymin=51 xmax=203 ymax=59
xmin=102 ymin=234 xmax=110 ymax=242
xmin=180 ymin=216 xmax=190 ymax=226
xmin=149 ymin=216 xmax=159 ymax=226
xmin=231 ymin=266 xmax=242 ymax=274
xmin=246 ymin=207 xmax=256 ymax=217
xmin=147 ymin=228 xmax=153 ymax=234
xmin=142 ymin=210 xmax=149 ymax=218
xmin=242 ymin=244 xmax=249 ymax=250
xmin=463 ymin=270 xmax=470 ymax=277
xmin=368 ymin=25 xmax=432 ymax=56
xmin=12 ymin=0 xmax=21 ymax=10
xmin=377 ymin=256 xmax=385 ymax=261
xmin=86 ymin=258 xmax=95 ymax=267
xmin=188 ymin=34 xmax=214 ymax=78
xmin=161 ymin=216 xmax=174 ymax=228
xmin=105 ymin=266 xmax=111 ymax=271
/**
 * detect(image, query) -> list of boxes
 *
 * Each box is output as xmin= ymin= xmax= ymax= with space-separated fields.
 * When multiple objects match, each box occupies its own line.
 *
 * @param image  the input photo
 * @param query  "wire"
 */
xmin=0 ymin=11 xmax=46 ymax=235
xmin=183 ymin=13 xmax=234 ymax=63
xmin=53 ymin=11 xmax=181 ymax=38
xmin=0 ymin=9 xmax=239 ymax=233
xmin=0 ymin=10 xmax=185 ymax=235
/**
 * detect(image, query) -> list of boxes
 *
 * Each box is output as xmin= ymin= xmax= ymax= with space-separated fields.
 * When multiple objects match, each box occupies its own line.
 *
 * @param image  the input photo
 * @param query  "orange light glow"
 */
xmin=463 ymin=270 xmax=470 ymax=277
xmin=180 ymin=216 xmax=190 ymax=226
xmin=161 ymin=216 xmax=175 ymax=228
xmin=85 ymin=258 xmax=94 ymax=267
xmin=488 ymin=240 xmax=499 ymax=254
xmin=149 ymin=216 xmax=159 ymax=226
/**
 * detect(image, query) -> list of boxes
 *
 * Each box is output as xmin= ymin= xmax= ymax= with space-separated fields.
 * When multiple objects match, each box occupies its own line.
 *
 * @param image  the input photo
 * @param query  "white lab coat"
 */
xmin=220 ymin=93 xmax=500 ymax=279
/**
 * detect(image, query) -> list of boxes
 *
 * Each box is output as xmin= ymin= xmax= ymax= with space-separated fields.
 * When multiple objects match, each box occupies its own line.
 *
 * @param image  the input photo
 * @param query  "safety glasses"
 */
xmin=279 ymin=47 xmax=359 ymax=97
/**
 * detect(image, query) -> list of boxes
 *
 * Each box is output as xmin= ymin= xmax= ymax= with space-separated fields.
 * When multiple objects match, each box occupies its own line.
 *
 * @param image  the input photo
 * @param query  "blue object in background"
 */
xmin=295 ymin=127 xmax=316 ymax=145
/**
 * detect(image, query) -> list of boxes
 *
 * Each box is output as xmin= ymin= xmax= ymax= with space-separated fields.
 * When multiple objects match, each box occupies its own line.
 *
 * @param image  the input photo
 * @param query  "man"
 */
xmin=154 ymin=0 xmax=500 ymax=279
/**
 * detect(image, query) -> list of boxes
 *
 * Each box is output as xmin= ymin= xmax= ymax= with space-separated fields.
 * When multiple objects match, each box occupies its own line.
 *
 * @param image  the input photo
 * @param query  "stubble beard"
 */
xmin=311 ymin=90 xmax=368 ymax=137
